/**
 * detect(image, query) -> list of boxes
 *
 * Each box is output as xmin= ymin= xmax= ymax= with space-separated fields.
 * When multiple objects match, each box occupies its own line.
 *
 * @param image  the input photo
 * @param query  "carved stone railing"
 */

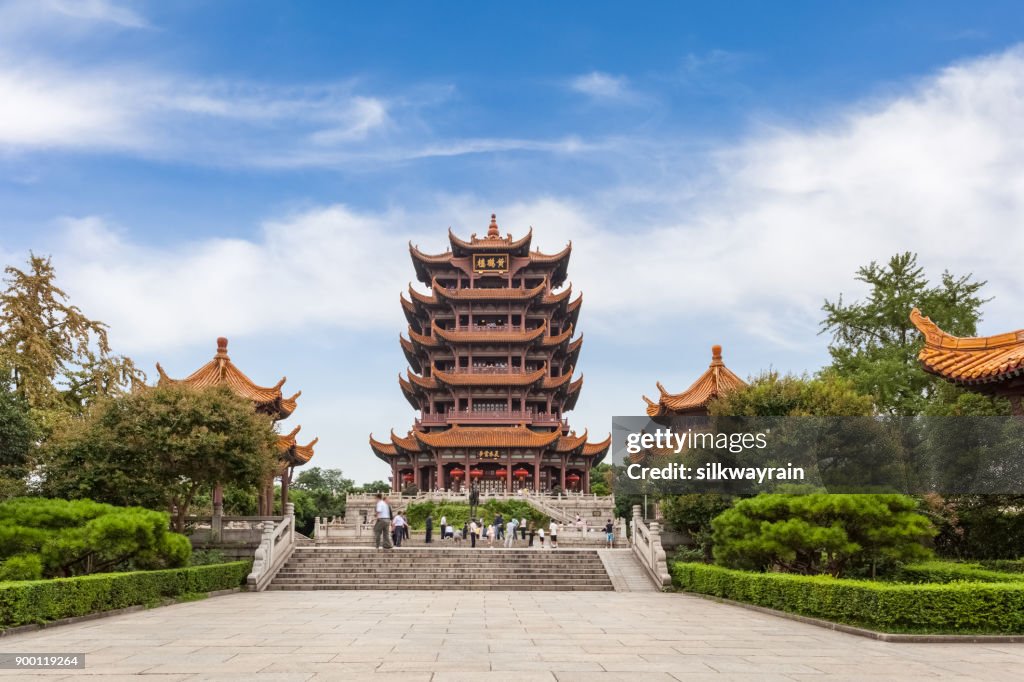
xmin=246 ymin=503 xmax=296 ymax=591
xmin=630 ymin=505 xmax=672 ymax=589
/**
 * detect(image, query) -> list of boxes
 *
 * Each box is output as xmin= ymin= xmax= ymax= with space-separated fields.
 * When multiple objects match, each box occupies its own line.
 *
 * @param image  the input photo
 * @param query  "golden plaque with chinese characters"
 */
xmin=472 ymin=254 xmax=508 ymax=273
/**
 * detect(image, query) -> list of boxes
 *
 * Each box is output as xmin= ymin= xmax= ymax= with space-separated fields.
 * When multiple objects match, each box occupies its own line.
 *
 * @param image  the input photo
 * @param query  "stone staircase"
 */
xmin=267 ymin=547 xmax=615 ymax=591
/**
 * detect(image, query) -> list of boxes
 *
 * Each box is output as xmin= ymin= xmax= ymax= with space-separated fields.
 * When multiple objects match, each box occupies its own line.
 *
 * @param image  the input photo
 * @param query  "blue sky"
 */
xmin=2 ymin=1 xmax=1024 ymax=483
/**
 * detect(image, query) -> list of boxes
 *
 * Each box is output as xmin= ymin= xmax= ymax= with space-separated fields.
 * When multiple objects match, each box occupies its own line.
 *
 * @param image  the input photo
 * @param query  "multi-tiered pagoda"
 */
xmin=370 ymin=215 xmax=609 ymax=493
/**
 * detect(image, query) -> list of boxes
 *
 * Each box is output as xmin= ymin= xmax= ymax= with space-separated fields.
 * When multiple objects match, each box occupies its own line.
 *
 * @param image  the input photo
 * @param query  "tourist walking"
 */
xmin=504 ymin=518 xmax=519 ymax=547
xmin=520 ymin=517 xmax=527 ymax=540
xmin=373 ymin=493 xmax=393 ymax=550
xmin=440 ymin=515 xmax=447 ymax=540
xmin=527 ymin=520 xmax=536 ymax=547
xmin=575 ymin=514 xmax=584 ymax=535
xmin=549 ymin=520 xmax=559 ymax=549
xmin=604 ymin=519 xmax=614 ymax=548
xmin=425 ymin=514 xmax=433 ymax=544
xmin=486 ymin=522 xmax=495 ymax=548
xmin=469 ymin=519 xmax=479 ymax=547
xmin=537 ymin=527 xmax=545 ymax=549
xmin=392 ymin=512 xmax=406 ymax=547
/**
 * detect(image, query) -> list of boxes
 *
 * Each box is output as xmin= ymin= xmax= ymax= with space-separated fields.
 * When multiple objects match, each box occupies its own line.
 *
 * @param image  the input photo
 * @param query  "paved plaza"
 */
xmin=2 ymin=590 xmax=1022 ymax=681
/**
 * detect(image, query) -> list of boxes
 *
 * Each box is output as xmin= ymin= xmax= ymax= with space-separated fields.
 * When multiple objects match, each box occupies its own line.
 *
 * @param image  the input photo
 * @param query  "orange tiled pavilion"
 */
xmin=643 ymin=344 xmax=746 ymax=417
xmin=911 ymin=308 xmax=1024 ymax=416
xmin=157 ymin=337 xmax=317 ymax=514
xmin=370 ymin=215 xmax=609 ymax=493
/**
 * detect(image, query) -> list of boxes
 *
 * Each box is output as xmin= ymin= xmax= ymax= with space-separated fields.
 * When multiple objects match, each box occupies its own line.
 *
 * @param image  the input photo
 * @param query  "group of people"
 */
xmin=373 ymin=493 xmax=616 ymax=550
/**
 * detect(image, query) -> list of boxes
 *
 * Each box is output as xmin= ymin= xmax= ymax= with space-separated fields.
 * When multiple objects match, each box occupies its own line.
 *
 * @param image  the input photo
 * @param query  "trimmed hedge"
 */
xmin=896 ymin=561 xmax=1024 ymax=585
xmin=979 ymin=559 xmax=1024 ymax=573
xmin=671 ymin=562 xmax=1024 ymax=633
xmin=0 ymin=561 xmax=251 ymax=629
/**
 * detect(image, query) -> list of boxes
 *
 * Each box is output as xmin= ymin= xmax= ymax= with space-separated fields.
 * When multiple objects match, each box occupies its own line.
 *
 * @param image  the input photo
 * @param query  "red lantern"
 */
xmin=495 ymin=470 xmax=508 ymax=477
xmin=566 ymin=474 xmax=581 ymax=482
xmin=401 ymin=473 xmax=414 ymax=482
xmin=469 ymin=468 xmax=483 ymax=478
xmin=450 ymin=468 xmax=465 ymax=479
xmin=513 ymin=468 xmax=530 ymax=478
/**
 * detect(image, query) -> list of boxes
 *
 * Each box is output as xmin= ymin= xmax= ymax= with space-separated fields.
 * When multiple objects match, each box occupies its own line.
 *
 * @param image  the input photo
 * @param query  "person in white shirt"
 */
xmin=440 ymin=515 xmax=447 ymax=540
xmin=537 ymin=527 xmax=545 ymax=549
xmin=392 ymin=512 xmax=406 ymax=547
xmin=373 ymin=493 xmax=393 ymax=550
xmin=469 ymin=520 xmax=479 ymax=548
xmin=504 ymin=518 xmax=518 ymax=547
xmin=549 ymin=520 xmax=559 ymax=549
xmin=519 ymin=517 xmax=527 ymax=541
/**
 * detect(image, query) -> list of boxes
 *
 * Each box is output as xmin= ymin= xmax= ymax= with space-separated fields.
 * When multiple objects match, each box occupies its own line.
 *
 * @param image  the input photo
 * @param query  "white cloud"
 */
xmin=0 ymin=0 xmax=149 ymax=37
xmin=41 ymin=46 xmax=1024 ymax=358
xmin=569 ymin=71 xmax=633 ymax=101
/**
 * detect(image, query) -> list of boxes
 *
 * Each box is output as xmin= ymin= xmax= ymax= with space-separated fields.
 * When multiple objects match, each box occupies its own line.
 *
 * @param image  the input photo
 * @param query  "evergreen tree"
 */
xmin=820 ymin=252 xmax=995 ymax=415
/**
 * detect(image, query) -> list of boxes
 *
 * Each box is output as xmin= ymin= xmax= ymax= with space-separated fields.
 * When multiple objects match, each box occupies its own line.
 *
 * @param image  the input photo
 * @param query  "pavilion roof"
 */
xmin=448 ymin=215 xmax=533 ymax=254
xmin=644 ymin=345 xmax=746 ymax=417
xmin=541 ymin=285 xmax=572 ymax=306
xmin=277 ymin=425 xmax=317 ymax=467
xmin=433 ymin=366 xmax=547 ymax=387
xmin=156 ymin=337 xmax=299 ymax=420
xmin=540 ymin=325 xmax=574 ymax=347
xmin=415 ymin=425 xmax=562 ymax=449
xmin=911 ymin=308 xmax=1024 ymax=386
xmin=542 ymin=370 xmax=575 ymax=390
xmin=582 ymin=434 xmax=612 ymax=457
xmin=408 ymin=326 xmax=440 ymax=348
xmin=369 ymin=434 xmax=397 ymax=456
xmin=553 ymin=430 xmax=588 ymax=453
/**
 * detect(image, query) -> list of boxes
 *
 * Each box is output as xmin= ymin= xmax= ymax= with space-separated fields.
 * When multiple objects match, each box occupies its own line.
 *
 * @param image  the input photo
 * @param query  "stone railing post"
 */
xmin=314 ymin=517 xmax=323 ymax=544
xmin=285 ymin=503 xmax=295 ymax=544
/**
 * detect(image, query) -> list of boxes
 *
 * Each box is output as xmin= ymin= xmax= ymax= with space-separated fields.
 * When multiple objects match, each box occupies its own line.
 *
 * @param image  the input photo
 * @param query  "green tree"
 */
xmin=358 ymin=480 xmax=391 ymax=494
xmin=0 ymin=497 xmax=191 ymax=579
xmin=0 ymin=254 xmax=143 ymax=413
xmin=0 ymin=380 xmax=34 ymax=499
xmin=711 ymin=493 xmax=934 ymax=578
xmin=709 ymin=371 xmax=874 ymax=417
xmin=821 ymin=252 xmax=995 ymax=416
xmin=287 ymin=468 xmax=354 ymax=535
xmin=40 ymin=385 xmax=278 ymax=532
xmin=660 ymin=494 xmax=733 ymax=561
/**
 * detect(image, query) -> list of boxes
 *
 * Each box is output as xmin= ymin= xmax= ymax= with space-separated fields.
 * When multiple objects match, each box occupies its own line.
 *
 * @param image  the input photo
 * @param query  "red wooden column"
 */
xmin=436 ymin=456 xmax=444 ymax=491
xmin=584 ymin=466 xmax=591 ymax=494
xmin=506 ymin=457 xmax=512 ymax=493
xmin=533 ymin=459 xmax=540 ymax=492
xmin=560 ymin=456 xmax=566 ymax=491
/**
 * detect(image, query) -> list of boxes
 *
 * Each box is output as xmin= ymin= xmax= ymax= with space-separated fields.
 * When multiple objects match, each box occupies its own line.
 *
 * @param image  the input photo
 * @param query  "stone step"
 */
xmin=266 ymin=584 xmax=614 ymax=591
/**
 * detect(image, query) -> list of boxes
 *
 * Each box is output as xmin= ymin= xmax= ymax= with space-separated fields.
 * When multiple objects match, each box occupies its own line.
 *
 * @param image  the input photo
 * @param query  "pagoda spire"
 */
xmin=487 ymin=213 xmax=500 ymax=238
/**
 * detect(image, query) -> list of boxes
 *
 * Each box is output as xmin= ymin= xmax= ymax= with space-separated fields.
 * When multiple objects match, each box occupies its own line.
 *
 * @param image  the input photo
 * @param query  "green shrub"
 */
xmin=979 ymin=559 xmax=1024 ymax=573
xmin=711 ymin=493 xmax=933 ymax=577
xmin=188 ymin=549 xmax=227 ymax=566
xmin=402 ymin=500 xmax=548 ymax=530
xmin=0 ymin=561 xmax=251 ymax=628
xmin=671 ymin=561 xmax=1024 ymax=633
xmin=0 ymin=555 xmax=42 ymax=581
xmin=894 ymin=561 xmax=1024 ymax=584
xmin=0 ymin=498 xmax=192 ymax=578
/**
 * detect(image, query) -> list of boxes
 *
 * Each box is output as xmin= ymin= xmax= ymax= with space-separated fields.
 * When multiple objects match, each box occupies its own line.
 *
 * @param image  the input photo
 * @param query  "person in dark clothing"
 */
xmin=462 ymin=522 xmax=469 ymax=540
xmin=527 ymin=520 xmax=536 ymax=547
xmin=425 ymin=515 xmax=433 ymax=544
xmin=494 ymin=513 xmax=504 ymax=540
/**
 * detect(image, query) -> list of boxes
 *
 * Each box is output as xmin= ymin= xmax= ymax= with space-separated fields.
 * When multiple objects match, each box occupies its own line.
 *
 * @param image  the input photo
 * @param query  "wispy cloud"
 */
xmin=41 ymin=46 xmax=1024 ymax=355
xmin=569 ymin=71 xmax=635 ymax=101
xmin=0 ymin=0 xmax=149 ymax=36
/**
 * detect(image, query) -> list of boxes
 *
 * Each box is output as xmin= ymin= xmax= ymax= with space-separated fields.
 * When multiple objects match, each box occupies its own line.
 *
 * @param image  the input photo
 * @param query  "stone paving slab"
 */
xmin=0 ymin=590 xmax=1021 ymax=679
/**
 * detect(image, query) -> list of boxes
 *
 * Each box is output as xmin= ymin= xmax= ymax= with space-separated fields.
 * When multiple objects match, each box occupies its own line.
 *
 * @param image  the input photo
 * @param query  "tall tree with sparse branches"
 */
xmin=0 ymin=254 xmax=143 ymax=426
